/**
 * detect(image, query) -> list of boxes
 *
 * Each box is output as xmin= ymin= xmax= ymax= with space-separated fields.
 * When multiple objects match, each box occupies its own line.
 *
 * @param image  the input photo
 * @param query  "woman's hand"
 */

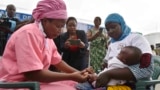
xmin=96 ymin=30 xmax=102 ymax=36
xmin=95 ymin=71 xmax=110 ymax=88
xmin=83 ymin=66 xmax=97 ymax=83
xmin=91 ymin=31 xmax=102 ymax=40
xmin=88 ymin=73 xmax=97 ymax=83
xmin=85 ymin=66 xmax=95 ymax=74
xmin=64 ymin=36 xmax=75 ymax=48
xmin=71 ymin=70 xmax=89 ymax=83
xmin=78 ymin=39 xmax=85 ymax=48
xmin=64 ymin=39 xmax=71 ymax=48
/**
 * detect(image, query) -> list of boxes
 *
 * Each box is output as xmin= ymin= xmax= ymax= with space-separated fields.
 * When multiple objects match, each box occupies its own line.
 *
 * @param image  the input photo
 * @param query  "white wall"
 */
xmin=144 ymin=32 xmax=160 ymax=46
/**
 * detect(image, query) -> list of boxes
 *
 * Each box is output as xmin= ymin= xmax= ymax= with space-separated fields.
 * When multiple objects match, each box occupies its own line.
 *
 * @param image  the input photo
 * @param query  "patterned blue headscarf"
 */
xmin=105 ymin=13 xmax=131 ymax=43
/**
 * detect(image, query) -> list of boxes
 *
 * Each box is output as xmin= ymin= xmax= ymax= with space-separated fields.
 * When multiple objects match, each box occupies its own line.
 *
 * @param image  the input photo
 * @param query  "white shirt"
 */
xmin=104 ymin=33 xmax=152 ymax=63
xmin=99 ymin=57 xmax=128 ymax=85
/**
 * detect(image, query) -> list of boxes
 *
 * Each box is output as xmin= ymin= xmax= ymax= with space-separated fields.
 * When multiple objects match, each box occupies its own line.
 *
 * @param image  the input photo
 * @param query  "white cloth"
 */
xmin=99 ymin=57 xmax=128 ymax=85
xmin=104 ymin=33 xmax=152 ymax=62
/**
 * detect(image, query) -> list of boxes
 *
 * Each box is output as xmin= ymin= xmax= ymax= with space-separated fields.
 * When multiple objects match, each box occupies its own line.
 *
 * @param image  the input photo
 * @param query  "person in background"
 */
xmin=95 ymin=13 xmax=153 ymax=89
xmin=60 ymin=17 xmax=89 ymax=70
xmin=0 ymin=4 xmax=20 ymax=55
xmin=87 ymin=16 xmax=109 ymax=73
xmin=2 ymin=4 xmax=20 ymax=38
xmin=150 ymin=45 xmax=157 ymax=55
xmin=0 ymin=0 xmax=93 ymax=90
xmin=0 ymin=25 xmax=11 ymax=56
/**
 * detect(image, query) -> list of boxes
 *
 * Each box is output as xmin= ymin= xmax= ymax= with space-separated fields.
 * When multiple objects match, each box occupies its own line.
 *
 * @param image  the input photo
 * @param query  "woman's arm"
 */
xmin=87 ymin=29 xmax=102 ymax=41
xmin=129 ymin=34 xmax=153 ymax=79
xmin=54 ymin=60 xmax=78 ymax=73
xmin=95 ymin=67 xmax=135 ymax=88
xmin=24 ymin=69 xmax=88 ymax=83
xmin=24 ymin=61 xmax=89 ymax=83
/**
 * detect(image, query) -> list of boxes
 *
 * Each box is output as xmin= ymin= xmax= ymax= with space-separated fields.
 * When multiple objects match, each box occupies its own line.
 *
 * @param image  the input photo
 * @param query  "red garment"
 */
xmin=69 ymin=36 xmax=79 ymax=52
xmin=69 ymin=45 xmax=79 ymax=52
xmin=139 ymin=53 xmax=151 ymax=68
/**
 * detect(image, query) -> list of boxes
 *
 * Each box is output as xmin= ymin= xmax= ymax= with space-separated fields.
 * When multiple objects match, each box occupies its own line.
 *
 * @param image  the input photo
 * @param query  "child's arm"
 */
xmin=95 ymin=67 xmax=135 ymax=88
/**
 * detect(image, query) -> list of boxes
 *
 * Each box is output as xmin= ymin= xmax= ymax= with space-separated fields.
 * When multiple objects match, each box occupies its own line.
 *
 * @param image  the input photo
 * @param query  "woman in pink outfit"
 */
xmin=0 ymin=0 xmax=91 ymax=90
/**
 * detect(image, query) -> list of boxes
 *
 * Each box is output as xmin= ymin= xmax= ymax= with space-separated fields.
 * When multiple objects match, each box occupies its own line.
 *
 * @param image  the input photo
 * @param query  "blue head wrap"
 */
xmin=105 ymin=13 xmax=131 ymax=43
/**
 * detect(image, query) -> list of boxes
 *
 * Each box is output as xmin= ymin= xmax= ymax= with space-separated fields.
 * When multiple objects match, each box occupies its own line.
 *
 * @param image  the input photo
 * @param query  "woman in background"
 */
xmin=87 ymin=16 xmax=109 ymax=73
xmin=60 ymin=17 xmax=89 ymax=70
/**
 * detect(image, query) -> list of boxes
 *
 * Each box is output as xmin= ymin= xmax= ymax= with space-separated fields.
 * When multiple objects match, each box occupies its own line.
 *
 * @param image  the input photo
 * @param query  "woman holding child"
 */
xmin=96 ymin=13 xmax=153 ymax=89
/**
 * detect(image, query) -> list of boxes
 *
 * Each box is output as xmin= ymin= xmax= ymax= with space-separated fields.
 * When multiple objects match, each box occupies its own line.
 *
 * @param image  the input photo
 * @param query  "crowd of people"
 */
xmin=0 ymin=0 xmax=156 ymax=90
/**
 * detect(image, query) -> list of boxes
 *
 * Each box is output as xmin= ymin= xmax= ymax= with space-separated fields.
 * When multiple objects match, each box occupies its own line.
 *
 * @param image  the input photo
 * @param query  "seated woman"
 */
xmin=60 ymin=17 xmax=89 ymax=70
xmin=0 ymin=1 xmax=93 ymax=90
xmin=95 ymin=13 xmax=153 ymax=89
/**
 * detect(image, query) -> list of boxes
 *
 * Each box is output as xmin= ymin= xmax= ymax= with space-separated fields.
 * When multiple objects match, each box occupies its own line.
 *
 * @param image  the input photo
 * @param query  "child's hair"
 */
xmin=124 ymin=46 xmax=142 ymax=65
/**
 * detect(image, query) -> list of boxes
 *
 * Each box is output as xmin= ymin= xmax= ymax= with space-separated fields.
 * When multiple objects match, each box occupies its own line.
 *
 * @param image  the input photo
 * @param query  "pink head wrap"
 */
xmin=32 ymin=0 xmax=67 ymax=22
